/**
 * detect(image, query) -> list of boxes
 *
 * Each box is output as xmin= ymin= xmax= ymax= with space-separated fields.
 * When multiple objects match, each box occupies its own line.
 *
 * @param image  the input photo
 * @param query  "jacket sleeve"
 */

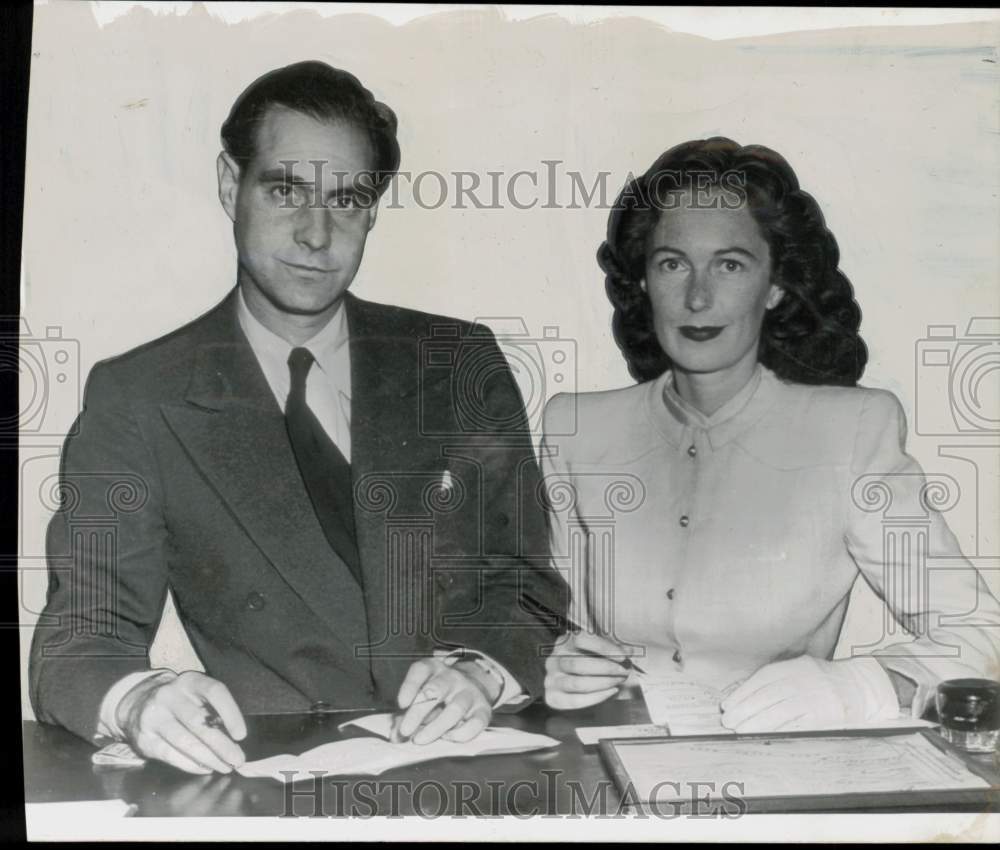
xmin=431 ymin=330 xmax=568 ymax=702
xmin=29 ymin=362 xmax=169 ymax=742
xmin=539 ymin=393 xmax=590 ymax=632
xmin=844 ymin=389 xmax=1000 ymax=717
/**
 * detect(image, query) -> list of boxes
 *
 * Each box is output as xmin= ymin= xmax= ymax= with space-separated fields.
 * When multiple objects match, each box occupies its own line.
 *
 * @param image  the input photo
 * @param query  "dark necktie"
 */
xmin=285 ymin=347 xmax=363 ymax=587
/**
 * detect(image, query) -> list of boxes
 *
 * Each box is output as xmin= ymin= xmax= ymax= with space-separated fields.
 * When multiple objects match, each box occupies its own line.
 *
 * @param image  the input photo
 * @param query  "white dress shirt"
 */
xmin=96 ymin=290 xmax=522 ymax=740
xmin=236 ymin=289 xmax=353 ymax=461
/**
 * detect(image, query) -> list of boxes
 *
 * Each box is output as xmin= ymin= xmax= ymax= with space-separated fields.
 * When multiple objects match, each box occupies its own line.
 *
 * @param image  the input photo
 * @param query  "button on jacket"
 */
xmin=541 ymin=366 xmax=1000 ymax=716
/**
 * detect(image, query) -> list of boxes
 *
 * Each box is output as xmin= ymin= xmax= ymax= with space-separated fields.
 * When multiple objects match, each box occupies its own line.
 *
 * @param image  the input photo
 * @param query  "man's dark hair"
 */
xmin=599 ymin=137 xmax=868 ymax=386
xmin=221 ymin=60 xmax=400 ymax=196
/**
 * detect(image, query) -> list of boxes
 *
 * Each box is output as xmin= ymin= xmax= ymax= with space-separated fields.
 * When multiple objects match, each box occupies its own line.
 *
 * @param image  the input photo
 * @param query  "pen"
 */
xmin=574 ymin=645 xmax=647 ymax=676
xmin=522 ymin=594 xmax=647 ymax=675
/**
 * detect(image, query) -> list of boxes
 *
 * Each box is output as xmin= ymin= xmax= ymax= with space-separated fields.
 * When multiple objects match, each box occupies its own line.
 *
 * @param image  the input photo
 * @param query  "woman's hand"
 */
xmin=719 ymin=655 xmax=900 ymax=733
xmin=544 ymin=631 xmax=633 ymax=710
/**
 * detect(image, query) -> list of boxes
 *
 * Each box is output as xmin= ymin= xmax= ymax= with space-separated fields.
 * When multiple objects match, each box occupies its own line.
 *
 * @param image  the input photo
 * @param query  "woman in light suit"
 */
xmin=541 ymin=138 xmax=1000 ymax=732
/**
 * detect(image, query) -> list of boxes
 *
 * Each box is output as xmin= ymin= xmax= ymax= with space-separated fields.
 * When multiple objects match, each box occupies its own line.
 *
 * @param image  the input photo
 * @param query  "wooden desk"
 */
xmin=22 ymin=692 xmax=1000 ymax=817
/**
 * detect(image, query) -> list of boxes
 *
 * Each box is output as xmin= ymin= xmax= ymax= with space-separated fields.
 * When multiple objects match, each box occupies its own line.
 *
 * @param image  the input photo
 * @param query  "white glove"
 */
xmin=719 ymin=656 xmax=899 ymax=733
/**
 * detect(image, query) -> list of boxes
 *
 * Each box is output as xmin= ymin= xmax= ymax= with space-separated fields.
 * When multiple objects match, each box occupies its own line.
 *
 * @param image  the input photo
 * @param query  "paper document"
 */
xmin=639 ymin=676 xmax=731 ymax=735
xmin=237 ymin=713 xmax=559 ymax=782
xmin=575 ymin=724 xmax=669 ymax=746
xmin=612 ymin=732 xmax=990 ymax=805
xmin=640 ymin=676 xmax=937 ymax=735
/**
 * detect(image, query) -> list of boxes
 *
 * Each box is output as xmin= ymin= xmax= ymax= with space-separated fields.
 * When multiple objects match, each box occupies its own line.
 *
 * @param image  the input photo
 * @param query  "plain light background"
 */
xmin=18 ymin=4 xmax=1000 ymax=728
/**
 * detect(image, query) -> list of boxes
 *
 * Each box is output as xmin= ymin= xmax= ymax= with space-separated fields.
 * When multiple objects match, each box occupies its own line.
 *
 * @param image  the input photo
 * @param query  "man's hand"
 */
xmin=394 ymin=658 xmax=497 ymax=745
xmin=116 ymin=671 xmax=248 ymax=774
xmin=719 ymin=655 xmax=900 ymax=733
xmin=544 ymin=630 xmax=631 ymax=710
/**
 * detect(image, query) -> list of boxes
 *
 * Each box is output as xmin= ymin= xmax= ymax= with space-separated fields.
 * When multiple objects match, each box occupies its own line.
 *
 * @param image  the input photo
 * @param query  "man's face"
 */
xmin=218 ymin=106 xmax=378 ymax=324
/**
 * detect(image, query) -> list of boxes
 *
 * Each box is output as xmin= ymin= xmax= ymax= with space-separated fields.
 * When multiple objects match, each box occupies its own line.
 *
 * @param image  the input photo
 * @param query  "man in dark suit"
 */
xmin=29 ymin=61 xmax=566 ymax=774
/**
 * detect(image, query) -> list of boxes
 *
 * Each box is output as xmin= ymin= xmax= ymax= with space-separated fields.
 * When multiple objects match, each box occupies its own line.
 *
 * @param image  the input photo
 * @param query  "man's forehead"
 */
xmin=248 ymin=105 xmax=374 ymax=174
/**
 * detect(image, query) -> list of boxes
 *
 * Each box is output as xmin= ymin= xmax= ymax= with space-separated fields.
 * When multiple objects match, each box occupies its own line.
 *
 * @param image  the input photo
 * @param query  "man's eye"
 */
xmin=328 ymin=195 xmax=359 ymax=210
xmin=720 ymin=259 xmax=744 ymax=273
xmin=271 ymin=185 xmax=299 ymax=203
xmin=661 ymin=259 xmax=684 ymax=272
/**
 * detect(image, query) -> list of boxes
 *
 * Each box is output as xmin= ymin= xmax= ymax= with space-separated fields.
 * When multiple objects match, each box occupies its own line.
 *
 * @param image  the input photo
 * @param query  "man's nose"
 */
xmin=684 ymin=268 xmax=713 ymax=312
xmin=294 ymin=205 xmax=333 ymax=251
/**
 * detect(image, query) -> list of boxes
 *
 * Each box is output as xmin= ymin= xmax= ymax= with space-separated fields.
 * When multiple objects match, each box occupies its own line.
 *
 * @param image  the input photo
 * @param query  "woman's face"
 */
xmin=642 ymin=188 xmax=784 ymax=381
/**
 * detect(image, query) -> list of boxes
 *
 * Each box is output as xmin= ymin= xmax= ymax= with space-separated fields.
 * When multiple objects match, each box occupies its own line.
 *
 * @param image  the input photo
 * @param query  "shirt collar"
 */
xmin=236 ymin=287 xmax=350 ymax=383
xmin=646 ymin=363 xmax=779 ymax=449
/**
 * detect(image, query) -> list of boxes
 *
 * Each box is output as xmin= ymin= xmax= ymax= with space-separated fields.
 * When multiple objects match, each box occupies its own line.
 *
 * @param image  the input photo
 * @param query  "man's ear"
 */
xmin=366 ymin=197 xmax=379 ymax=231
xmin=766 ymin=284 xmax=785 ymax=310
xmin=217 ymin=152 xmax=241 ymax=223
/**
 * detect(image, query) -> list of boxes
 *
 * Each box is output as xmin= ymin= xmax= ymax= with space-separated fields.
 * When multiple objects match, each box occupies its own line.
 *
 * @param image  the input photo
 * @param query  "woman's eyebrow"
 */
xmin=648 ymin=245 xmax=686 ymax=258
xmin=715 ymin=246 xmax=758 ymax=260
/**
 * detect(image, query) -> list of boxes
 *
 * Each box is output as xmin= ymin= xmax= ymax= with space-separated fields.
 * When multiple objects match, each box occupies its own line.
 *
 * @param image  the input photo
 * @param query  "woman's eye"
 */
xmin=720 ymin=259 xmax=743 ymax=273
xmin=661 ymin=258 xmax=684 ymax=272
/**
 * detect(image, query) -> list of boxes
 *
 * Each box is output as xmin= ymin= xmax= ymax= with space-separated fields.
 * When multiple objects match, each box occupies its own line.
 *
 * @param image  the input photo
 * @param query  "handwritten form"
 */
xmin=613 ymin=732 xmax=990 ymax=804
xmin=639 ymin=677 xmax=732 ymax=735
xmin=638 ymin=675 xmax=937 ymax=735
xmin=236 ymin=713 xmax=559 ymax=782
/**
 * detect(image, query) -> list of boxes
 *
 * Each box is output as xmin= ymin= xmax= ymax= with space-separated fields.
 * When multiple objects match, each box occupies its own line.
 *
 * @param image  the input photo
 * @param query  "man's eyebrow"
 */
xmin=257 ymin=168 xmax=314 ymax=184
xmin=257 ymin=168 xmax=362 ymax=195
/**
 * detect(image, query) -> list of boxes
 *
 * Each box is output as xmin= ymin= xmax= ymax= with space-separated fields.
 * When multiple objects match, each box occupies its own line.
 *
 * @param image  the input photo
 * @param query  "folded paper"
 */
xmin=237 ymin=713 xmax=560 ymax=782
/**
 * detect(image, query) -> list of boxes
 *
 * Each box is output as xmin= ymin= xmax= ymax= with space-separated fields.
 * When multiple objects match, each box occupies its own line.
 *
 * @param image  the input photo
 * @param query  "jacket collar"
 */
xmin=183 ymin=288 xmax=419 ymax=413
xmin=645 ymin=364 xmax=782 ymax=450
xmin=183 ymin=289 xmax=275 ymax=412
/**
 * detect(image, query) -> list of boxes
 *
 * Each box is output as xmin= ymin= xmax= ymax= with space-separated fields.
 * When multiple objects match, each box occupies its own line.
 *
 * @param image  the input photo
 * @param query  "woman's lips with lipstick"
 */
xmin=679 ymin=325 xmax=724 ymax=341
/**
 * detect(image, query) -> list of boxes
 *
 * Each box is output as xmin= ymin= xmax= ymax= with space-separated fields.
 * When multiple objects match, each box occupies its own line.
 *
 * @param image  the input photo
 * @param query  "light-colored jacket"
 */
xmin=541 ymin=365 xmax=1000 ymax=716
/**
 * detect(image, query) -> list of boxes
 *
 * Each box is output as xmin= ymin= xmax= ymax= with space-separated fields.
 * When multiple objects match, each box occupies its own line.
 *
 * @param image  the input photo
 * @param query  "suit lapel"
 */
xmin=346 ymin=294 xmax=431 ymax=689
xmin=160 ymin=292 xmax=369 ymax=653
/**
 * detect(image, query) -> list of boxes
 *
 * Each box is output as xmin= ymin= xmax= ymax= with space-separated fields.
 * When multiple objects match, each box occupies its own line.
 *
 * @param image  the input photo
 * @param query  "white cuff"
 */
xmin=433 ymin=648 xmax=526 ymax=708
xmin=95 ymin=668 xmax=177 ymax=742
xmin=850 ymin=657 xmax=901 ymax=722
xmin=872 ymin=656 xmax=939 ymax=719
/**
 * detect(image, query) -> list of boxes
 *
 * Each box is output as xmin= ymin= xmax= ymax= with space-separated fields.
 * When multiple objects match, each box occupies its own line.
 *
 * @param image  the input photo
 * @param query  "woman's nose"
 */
xmin=684 ymin=269 xmax=713 ymax=312
xmin=294 ymin=206 xmax=333 ymax=251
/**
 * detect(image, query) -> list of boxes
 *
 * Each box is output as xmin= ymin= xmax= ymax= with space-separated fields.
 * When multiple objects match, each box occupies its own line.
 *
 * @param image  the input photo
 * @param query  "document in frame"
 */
xmin=601 ymin=730 xmax=994 ymax=812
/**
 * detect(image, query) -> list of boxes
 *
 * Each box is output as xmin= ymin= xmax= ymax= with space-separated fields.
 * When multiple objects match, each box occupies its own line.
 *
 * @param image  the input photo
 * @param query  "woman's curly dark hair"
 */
xmin=599 ymin=137 xmax=868 ymax=385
